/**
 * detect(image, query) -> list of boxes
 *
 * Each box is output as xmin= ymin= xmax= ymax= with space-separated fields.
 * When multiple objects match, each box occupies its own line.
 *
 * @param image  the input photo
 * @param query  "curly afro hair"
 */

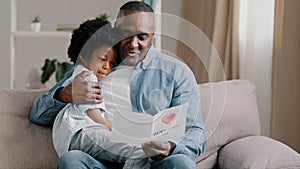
xmin=67 ymin=18 xmax=119 ymax=64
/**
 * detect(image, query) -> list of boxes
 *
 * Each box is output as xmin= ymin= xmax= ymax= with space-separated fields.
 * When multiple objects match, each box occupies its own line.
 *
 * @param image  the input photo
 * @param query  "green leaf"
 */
xmin=55 ymin=62 xmax=74 ymax=82
xmin=41 ymin=59 xmax=56 ymax=83
xmin=98 ymin=13 xmax=110 ymax=20
xmin=31 ymin=15 xmax=41 ymax=23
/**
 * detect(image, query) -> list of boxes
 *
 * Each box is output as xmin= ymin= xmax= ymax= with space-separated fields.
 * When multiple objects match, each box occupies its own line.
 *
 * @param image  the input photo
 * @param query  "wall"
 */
xmin=0 ymin=0 xmax=10 ymax=88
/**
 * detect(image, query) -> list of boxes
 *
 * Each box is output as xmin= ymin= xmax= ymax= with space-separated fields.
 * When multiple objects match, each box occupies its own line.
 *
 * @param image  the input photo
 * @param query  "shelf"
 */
xmin=12 ymin=31 xmax=71 ymax=38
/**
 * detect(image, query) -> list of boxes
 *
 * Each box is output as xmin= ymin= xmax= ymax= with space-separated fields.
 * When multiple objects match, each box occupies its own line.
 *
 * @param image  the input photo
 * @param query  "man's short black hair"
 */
xmin=119 ymin=1 xmax=154 ymax=12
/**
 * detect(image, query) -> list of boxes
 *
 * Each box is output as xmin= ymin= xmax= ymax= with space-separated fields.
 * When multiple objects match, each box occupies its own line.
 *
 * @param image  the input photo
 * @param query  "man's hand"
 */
xmin=55 ymin=71 xmax=103 ymax=104
xmin=142 ymin=141 xmax=174 ymax=161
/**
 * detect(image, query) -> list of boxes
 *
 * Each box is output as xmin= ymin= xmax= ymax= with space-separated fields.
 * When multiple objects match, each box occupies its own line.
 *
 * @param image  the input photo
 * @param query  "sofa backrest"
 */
xmin=0 ymin=88 xmax=57 ymax=169
xmin=196 ymin=80 xmax=261 ymax=168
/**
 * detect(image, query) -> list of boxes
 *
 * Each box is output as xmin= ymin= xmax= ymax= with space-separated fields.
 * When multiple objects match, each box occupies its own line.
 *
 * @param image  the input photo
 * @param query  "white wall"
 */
xmin=0 ymin=0 xmax=128 ymax=89
xmin=0 ymin=0 xmax=11 ymax=88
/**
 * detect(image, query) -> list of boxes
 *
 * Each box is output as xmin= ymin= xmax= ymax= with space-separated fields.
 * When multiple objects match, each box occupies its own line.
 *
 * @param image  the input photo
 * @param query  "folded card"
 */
xmin=111 ymin=103 xmax=188 ymax=144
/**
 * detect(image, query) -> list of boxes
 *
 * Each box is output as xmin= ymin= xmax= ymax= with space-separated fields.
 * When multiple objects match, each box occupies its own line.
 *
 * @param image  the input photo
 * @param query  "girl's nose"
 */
xmin=102 ymin=61 xmax=110 ymax=70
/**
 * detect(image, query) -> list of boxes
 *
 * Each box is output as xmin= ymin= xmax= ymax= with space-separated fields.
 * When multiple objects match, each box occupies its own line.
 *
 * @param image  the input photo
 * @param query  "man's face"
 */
xmin=116 ymin=10 xmax=155 ymax=66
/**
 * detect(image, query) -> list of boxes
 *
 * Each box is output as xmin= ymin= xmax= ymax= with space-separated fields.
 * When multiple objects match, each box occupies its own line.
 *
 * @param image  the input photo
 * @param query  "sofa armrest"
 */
xmin=218 ymin=136 xmax=300 ymax=169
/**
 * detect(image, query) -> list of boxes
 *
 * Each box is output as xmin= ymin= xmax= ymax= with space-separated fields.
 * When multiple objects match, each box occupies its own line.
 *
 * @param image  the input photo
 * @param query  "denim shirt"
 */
xmin=29 ymin=46 xmax=206 ymax=158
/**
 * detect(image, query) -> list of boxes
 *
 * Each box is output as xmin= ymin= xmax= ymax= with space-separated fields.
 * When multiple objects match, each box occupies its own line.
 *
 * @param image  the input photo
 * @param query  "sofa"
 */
xmin=0 ymin=79 xmax=299 ymax=169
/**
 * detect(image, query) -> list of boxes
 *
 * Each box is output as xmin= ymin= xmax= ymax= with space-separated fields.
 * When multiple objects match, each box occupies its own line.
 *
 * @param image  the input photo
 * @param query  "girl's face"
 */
xmin=83 ymin=45 xmax=117 ymax=81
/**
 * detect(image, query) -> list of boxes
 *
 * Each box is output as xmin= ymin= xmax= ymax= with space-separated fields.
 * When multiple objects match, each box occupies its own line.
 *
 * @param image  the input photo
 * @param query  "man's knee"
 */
xmin=168 ymin=154 xmax=197 ymax=168
xmin=152 ymin=154 xmax=197 ymax=169
xmin=57 ymin=150 xmax=93 ymax=169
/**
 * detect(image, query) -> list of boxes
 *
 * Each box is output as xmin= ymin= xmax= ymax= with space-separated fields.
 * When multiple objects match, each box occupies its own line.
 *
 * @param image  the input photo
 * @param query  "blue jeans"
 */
xmin=68 ymin=127 xmax=150 ymax=169
xmin=58 ymin=150 xmax=197 ymax=169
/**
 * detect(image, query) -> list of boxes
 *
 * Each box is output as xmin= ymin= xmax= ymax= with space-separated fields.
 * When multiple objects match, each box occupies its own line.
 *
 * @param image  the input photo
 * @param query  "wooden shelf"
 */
xmin=12 ymin=31 xmax=71 ymax=38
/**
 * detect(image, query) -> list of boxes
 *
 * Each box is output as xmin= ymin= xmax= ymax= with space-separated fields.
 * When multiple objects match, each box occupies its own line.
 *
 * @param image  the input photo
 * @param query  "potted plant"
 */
xmin=97 ymin=13 xmax=110 ymax=20
xmin=30 ymin=15 xmax=41 ymax=32
xmin=41 ymin=59 xmax=74 ymax=84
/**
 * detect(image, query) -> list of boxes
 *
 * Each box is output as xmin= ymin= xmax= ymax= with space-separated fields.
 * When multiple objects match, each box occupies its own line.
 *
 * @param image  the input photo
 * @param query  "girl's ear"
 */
xmin=79 ymin=55 xmax=87 ymax=66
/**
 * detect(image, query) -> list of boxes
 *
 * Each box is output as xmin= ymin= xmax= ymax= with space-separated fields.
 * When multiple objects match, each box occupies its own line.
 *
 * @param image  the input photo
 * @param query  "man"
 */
xmin=29 ymin=1 xmax=206 ymax=169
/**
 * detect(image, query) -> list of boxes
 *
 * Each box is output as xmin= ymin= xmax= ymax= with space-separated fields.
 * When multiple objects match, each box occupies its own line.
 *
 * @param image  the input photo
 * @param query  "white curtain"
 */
xmin=239 ymin=0 xmax=275 ymax=136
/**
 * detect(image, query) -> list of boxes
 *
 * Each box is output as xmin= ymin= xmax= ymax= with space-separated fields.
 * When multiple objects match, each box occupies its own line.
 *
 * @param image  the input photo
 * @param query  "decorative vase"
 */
xmin=26 ymin=68 xmax=46 ymax=89
xmin=30 ymin=22 xmax=41 ymax=32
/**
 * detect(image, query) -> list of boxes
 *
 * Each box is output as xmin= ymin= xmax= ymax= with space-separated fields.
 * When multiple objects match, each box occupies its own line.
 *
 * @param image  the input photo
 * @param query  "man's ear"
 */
xmin=152 ymin=33 xmax=155 ymax=43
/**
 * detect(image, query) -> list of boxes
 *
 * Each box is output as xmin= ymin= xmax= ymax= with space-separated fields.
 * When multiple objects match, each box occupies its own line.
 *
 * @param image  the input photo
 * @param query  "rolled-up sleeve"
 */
xmin=28 ymin=70 xmax=73 ymax=125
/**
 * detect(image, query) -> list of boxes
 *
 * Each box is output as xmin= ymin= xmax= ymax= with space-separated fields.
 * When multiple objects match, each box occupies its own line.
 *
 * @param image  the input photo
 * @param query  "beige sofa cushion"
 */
xmin=218 ymin=136 xmax=300 ymax=169
xmin=196 ymin=80 xmax=261 ymax=168
xmin=0 ymin=89 xmax=58 ymax=169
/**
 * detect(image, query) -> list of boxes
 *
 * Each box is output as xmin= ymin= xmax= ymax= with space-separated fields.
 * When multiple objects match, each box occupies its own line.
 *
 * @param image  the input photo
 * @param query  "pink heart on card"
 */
xmin=161 ymin=113 xmax=176 ymax=124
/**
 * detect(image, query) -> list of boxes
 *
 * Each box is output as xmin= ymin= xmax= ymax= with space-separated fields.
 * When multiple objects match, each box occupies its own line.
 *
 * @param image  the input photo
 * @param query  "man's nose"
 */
xmin=128 ymin=36 xmax=139 ymax=49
